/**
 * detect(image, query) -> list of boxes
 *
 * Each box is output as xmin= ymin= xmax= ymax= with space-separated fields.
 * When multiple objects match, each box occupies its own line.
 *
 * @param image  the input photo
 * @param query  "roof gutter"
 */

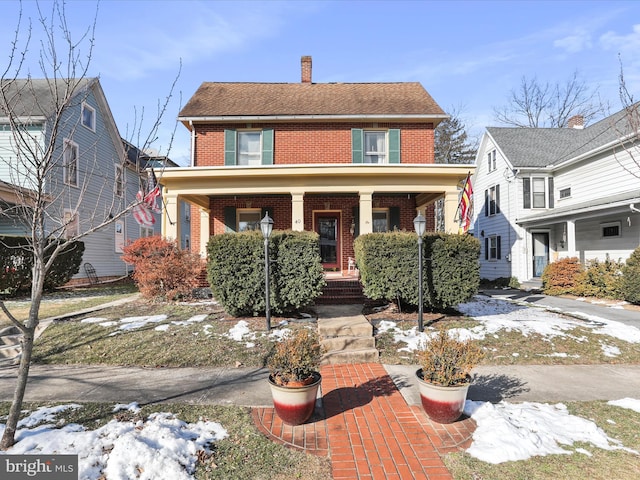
xmin=179 ymin=113 xmax=449 ymax=123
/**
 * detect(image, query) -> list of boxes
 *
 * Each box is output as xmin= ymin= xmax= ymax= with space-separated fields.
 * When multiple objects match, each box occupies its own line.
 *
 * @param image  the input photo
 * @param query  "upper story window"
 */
xmin=484 ymin=184 xmax=500 ymax=216
xmin=63 ymin=138 xmax=79 ymax=187
xmin=224 ymin=129 xmax=273 ymax=166
xmin=364 ymin=131 xmax=387 ymax=164
xmin=81 ymin=103 xmax=96 ymax=131
xmin=523 ymin=177 xmax=554 ymax=209
xmin=114 ymin=164 xmax=124 ymax=197
xmin=487 ymin=149 xmax=497 ymax=172
xmin=352 ymin=128 xmax=400 ymax=164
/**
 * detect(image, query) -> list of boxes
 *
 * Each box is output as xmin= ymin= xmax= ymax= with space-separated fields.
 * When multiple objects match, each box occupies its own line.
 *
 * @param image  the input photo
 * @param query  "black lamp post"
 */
xmin=413 ymin=212 xmax=426 ymax=332
xmin=260 ymin=212 xmax=274 ymax=331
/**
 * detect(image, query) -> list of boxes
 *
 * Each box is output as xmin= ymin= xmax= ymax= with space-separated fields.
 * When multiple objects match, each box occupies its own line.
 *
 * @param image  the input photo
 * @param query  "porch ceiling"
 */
xmin=159 ymin=164 xmax=473 ymax=205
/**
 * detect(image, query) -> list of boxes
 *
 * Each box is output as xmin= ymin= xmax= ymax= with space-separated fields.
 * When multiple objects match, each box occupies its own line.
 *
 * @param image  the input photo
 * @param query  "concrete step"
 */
xmin=0 ymin=343 xmax=22 ymax=359
xmin=318 ymin=317 xmax=373 ymax=338
xmin=321 ymin=336 xmax=375 ymax=352
xmin=0 ymin=334 xmax=22 ymax=346
xmin=321 ymin=348 xmax=379 ymax=365
xmin=0 ymin=326 xmax=20 ymax=336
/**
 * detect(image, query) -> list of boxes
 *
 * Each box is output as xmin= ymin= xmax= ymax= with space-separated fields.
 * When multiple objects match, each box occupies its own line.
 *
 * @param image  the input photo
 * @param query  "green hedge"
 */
xmin=354 ymin=232 xmax=480 ymax=310
xmin=621 ymin=246 xmax=640 ymax=304
xmin=206 ymin=230 xmax=325 ymax=316
xmin=0 ymin=236 xmax=84 ymax=295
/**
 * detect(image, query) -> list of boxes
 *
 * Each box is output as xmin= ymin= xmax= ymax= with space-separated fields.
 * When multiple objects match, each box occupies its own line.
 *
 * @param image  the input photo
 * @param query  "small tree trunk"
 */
xmin=0 ymin=327 xmax=35 ymax=450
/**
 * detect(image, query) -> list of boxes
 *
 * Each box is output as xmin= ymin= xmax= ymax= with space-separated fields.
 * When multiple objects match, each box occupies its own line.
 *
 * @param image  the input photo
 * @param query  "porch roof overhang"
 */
xmin=158 ymin=164 xmax=475 ymax=209
xmin=516 ymin=191 xmax=640 ymax=227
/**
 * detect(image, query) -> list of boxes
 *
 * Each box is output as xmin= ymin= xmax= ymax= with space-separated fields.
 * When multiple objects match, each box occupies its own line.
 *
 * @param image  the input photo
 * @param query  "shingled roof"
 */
xmin=487 ymin=104 xmax=638 ymax=168
xmin=179 ymin=82 xmax=446 ymax=119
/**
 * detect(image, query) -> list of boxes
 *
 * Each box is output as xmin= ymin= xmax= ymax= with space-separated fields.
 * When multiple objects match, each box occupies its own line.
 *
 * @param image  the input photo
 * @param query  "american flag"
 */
xmin=132 ymin=169 xmax=161 ymax=226
xmin=458 ymin=173 xmax=473 ymax=234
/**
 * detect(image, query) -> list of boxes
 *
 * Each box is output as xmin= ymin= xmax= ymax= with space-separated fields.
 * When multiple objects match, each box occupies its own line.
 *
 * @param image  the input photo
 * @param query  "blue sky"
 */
xmin=2 ymin=0 xmax=640 ymax=166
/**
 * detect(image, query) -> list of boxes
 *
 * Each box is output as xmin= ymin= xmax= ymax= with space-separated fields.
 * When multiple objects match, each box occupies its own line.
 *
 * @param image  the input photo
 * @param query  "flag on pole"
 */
xmin=132 ymin=169 xmax=161 ymax=226
xmin=458 ymin=173 xmax=473 ymax=234
xmin=144 ymin=169 xmax=162 ymax=214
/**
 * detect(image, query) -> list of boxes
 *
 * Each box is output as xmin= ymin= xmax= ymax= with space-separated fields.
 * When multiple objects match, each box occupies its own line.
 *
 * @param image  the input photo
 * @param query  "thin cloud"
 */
xmin=554 ymin=30 xmax=593 ymax=53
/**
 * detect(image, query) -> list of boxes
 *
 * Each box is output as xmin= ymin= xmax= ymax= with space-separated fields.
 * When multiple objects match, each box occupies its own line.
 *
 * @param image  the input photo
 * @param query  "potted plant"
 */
xmin=415 ymin=328 xmax=484 ymax=423
xmin=267 ymin=327 xmax=322 ymax=425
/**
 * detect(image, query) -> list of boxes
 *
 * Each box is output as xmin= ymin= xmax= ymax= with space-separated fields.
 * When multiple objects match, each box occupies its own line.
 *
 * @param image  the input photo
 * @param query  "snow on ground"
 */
xmin=463 ymin=399 xmax=640 ymax=464
xmin=0 ymin=403 xmax=228 ymax=480
xmin=377 ymin=295 xmax=640 ymax=358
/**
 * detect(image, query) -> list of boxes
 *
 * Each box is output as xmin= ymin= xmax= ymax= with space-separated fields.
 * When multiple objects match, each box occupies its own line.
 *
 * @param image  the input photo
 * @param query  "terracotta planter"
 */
xmin=268 ymin=372 xmax=321 ymax=425
xmin=415 ymin=368 xmax=469 ymax=424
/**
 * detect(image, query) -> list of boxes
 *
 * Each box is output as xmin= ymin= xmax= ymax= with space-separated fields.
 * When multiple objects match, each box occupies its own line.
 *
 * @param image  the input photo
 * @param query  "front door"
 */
xmin=315 ymin=213 xmax=340 ymax=270
xmin=532 ymin=232 xmax=549 ymax=277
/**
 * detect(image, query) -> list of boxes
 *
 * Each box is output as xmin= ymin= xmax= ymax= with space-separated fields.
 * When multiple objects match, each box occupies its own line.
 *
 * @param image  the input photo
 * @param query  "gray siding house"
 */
xmin=0 ymin=78 xmax=161 ymax=283
xmin=473 ymin=107 xmax=640 ymax=283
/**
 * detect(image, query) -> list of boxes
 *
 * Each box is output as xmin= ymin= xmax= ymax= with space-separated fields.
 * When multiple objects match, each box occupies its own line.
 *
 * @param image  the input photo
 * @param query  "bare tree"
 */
xmin=493 ymin=71 xmax=606 ymax=128
xmin=0 ymin=1 xmax=178 ymax=449
xmin=611 ymin=58 xmax=640 ymax=180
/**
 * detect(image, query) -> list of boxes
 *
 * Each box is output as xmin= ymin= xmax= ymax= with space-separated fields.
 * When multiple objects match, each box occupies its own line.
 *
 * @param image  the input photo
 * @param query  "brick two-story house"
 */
xmin=159 ymin=57 xmax=473 ymax=274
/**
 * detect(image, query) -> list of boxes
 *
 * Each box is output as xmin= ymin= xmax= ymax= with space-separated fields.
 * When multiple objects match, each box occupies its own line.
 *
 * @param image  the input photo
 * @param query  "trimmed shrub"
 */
xmin=621 ymin=246 xmax=640 ymax=304
xmin=1 ymin=236 xmax=84 ymax=295
xmin=121 ymin=236 xmax=204 ymax=301
xmin=573 ymin=256 xmax=624 ymax=299
xmin=354 ymin=231 xmax=480 ymax=311
xmin=541 ymin=257 xmax=582 ymax=296
xmin=206 ymin=230 xmax=325 ymax=317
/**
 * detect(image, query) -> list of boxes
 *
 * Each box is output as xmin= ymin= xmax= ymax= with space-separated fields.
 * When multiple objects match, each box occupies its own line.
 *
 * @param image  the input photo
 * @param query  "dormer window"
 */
xmin=81 ymin=103 xmax=95 ymax=131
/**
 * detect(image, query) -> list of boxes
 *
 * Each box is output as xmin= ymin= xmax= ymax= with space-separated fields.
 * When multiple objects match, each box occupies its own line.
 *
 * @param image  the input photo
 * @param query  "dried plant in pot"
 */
xmin=267 ymin=327 xmax=322 ymax=425
xmin=415 ymin=328 xmax=484 ymax=423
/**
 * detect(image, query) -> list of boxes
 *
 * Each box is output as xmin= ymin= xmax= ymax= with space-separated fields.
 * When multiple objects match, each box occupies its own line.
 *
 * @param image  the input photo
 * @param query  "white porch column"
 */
xmin=291 ymin=192 xmax=304 ymax=231
xmin=566 ymin=220 xmax=576 ymax=258
xmin=162 ymin=192 xmax=179 ymax=241
xmin=199 ymin=208 xmax=210 ymax=257
xmin=443 ymin=190 xmax=459 ymax=233
xmin=359 ymin=191 xmax=373 ymax=235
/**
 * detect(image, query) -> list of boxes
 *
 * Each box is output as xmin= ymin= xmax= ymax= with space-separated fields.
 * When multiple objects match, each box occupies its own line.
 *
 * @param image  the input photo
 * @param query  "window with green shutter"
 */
xmin=352 ymin=129 xmax=363 ymax=163
xmin=224 ymin=129 xmax=273 ymax=165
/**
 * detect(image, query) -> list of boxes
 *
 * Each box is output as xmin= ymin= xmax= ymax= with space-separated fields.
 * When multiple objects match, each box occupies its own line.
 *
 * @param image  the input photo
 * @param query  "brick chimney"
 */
xmin=567 ymin=115 xmax=584 ymax=129
xmin=301 ymin=56 xmax=312 ymax=83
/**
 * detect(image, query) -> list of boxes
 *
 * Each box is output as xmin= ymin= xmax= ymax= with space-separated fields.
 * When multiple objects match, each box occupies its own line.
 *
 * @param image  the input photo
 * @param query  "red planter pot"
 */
xmin=415 ymin=368 xmax=469 ymax=424
xmin=268 ymin=372 xmax=322 ymax=425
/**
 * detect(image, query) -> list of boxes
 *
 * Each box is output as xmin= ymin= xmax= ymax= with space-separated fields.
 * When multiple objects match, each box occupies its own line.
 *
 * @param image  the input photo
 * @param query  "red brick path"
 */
xmin=252 ymin=363 xmax=476 ymax=479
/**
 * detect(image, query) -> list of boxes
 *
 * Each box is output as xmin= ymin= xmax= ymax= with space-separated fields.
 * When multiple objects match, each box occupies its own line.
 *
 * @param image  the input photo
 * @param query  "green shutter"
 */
xmin=224 ymin=130 xmax=236 ymax=165
xmin=262 ymin=129 xmax=274 ymax=165
xmin=224 ymin=206 xmax=236 ymax=233
xmin=351 ymin=129 xmax=363 ymax=164
xmin=388 ymin=129 xmax=400 ymax=163
xmin=389 ymin=207 xmax=401 ymax=231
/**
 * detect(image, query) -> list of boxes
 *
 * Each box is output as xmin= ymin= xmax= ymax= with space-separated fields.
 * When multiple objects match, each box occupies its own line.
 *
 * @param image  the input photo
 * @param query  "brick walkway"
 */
xmin=252 ymin=363 xmax=476 ymax=479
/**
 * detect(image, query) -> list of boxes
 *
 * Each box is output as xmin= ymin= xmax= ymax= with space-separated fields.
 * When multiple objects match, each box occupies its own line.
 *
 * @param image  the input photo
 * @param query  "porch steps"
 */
xmin=0 ymin=326 xmax=22 ymax=365
xmin=317 ymin=304 xmax=379 ymax=365
xmin=316 ymin=278 xmax=365 ymax=304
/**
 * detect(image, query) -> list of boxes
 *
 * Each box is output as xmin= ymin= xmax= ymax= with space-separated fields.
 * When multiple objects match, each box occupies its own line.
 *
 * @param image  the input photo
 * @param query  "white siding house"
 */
xmin=0 ymin=78 xmax=161 ymax=283
xmin=473 ymin=107 xmax=640 ymax=283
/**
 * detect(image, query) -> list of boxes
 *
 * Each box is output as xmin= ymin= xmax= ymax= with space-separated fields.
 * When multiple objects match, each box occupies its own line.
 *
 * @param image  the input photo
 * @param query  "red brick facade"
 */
xmin=193 ymin=123 xmax=435 ymax=166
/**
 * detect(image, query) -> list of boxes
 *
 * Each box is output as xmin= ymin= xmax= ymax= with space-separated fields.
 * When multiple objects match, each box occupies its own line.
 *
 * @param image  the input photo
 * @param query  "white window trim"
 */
xmin=487 ymin=149 xmax=497 ymax=172
xmin=236 ymin=208 xmax=262 ymax=231
xmin=488 ymin=235 xmax=499 ymax=261
xmin=601 ymin=221 xmax=621 ymax=238
xmin=63 ymin=138 xmax=79 ymax=187
xmin=114 ymin=164 xmax=124 ymax=197
xmin=372 ymin=208 xmax=389 ymax=232
xmin=63 ymin=209 xmax=79 ymax=239
xmin=363 ymin=130 xmax=388 ymax=164
xmin=237 ymin=130 xmax=263 ymax=166
xmin=488 ymin=185 xmax=498 ymax=216
xmin=140 ymin=226 xmax=154 ymax=238
xmin=81 ymin=102 xmax=96 ymax=132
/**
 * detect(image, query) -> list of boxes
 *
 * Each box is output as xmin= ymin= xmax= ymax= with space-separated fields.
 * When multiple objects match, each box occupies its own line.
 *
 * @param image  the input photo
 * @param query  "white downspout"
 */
xmin=190 ymin=120 xmax=195 ymax=167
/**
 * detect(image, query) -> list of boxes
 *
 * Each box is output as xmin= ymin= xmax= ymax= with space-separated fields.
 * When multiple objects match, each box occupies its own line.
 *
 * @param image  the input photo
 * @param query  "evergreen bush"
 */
xmin=1 ymin=236 xmax=84 ymax=295
xmin=621 ymin=246 xmax=640 ymax=304
xmin=573 ymin=256 xmax=624 ymax=299
xmin=354 ymin=231 xmax=480 ymax=311
xmin=206 ymin=230 xmax=325 ymax=317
